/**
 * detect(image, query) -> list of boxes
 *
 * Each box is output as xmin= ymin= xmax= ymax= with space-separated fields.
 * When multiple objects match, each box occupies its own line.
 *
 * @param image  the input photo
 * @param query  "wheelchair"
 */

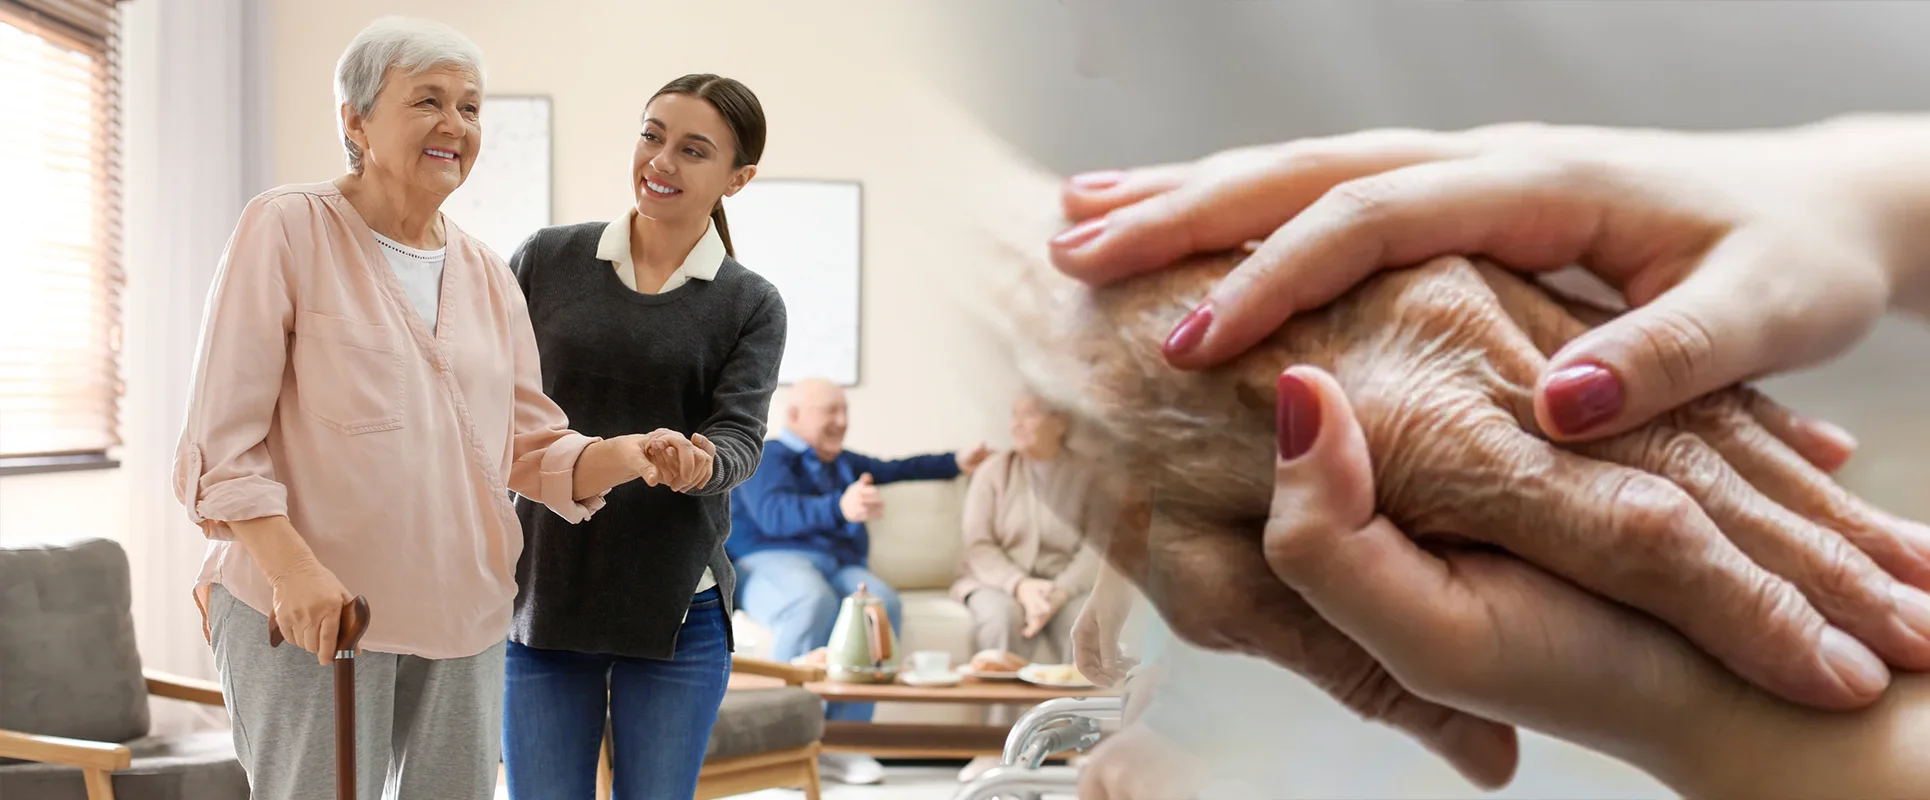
xmin=951 ymin=693 xmax=1127 ymax=800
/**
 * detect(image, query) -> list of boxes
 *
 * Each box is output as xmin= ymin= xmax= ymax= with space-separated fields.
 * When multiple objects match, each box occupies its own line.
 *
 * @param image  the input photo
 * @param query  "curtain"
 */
xmin=114 ymin=0 xmax=271 ymax=735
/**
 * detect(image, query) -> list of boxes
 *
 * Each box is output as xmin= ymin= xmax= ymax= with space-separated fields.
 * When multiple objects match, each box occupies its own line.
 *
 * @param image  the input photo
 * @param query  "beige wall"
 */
xmin=0 ymin=470 xmax=125 ymax=546
xmin=266 ymin=0 xmax=1025 ymax=458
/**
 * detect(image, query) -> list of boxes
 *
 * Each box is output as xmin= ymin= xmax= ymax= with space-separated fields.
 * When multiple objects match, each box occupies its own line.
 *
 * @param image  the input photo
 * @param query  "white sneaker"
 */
xmin=818 ymin=753 xmax=886 ymax=785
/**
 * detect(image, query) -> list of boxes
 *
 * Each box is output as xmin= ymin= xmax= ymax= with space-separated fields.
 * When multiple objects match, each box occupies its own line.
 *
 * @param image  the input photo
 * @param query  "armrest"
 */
xmin=0 ymin=728 xmax=132 ymax=772
xmin=145 ymin=669 xmax=225 ymax=707
xmin=730 ymin=655 xmax=825 ymax=685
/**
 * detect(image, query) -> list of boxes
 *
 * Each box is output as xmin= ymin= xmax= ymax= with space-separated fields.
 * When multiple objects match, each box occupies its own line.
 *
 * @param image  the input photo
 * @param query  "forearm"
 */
xmin=227 ymin=515 xmax=319 ymax=581
xmin=1053 ymin=544 xmax=1102 ymax=597
xmin=866 ymin=452 xmax=962 ymax=483
xmin=1800 ymin=113 xmax=1930 ymax=318
xmin=748 ymin=491 xmax=844 ymax=537
xmin=571 ymin=437 xmax=640 ymax=500
xmin=689 ymin=428 xmax=760 ymax=496
xmin=1668 ymin=673 xmax=1930 ymax=799
xmin=963 ymin=542 xmax=1030 ymax=593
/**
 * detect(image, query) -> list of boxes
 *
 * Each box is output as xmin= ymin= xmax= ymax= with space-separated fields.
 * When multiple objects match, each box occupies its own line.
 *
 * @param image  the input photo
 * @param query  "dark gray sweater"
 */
xmin=507 ymin=221 xmax=786 ymax=659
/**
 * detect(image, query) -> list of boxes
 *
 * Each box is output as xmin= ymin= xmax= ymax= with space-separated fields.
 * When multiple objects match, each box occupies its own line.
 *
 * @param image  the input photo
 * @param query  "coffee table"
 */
xmin=801 ymin=676 xmax=1119 ymax=758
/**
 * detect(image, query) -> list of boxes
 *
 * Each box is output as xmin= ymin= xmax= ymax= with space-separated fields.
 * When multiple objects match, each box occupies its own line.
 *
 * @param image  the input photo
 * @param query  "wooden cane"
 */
xmin=269 ymin=597 xmax=373 ymax=800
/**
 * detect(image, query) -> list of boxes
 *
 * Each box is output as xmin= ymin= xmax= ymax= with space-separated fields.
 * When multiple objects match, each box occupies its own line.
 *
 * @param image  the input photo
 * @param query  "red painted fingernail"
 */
xmin=1162 ymin=302 xmax=1213 ymax=359
xmin=1068 ymin=170 xmax=1125 ymax=192
xmin=1543 ymin=363 xmax=1624 ymax=435
xmin=1277 ymin=371 xmax=1321 ymax=461
xmin=1050 ymin=216 xmax=1107 ymax=249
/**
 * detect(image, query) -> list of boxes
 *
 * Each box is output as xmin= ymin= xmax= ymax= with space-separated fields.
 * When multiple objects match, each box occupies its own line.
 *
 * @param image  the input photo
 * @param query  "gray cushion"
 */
xmin=0 ymin=539 xmax=149 ymax=747
xmin=705 ymin=687 xmax=824 ymax=761
xmin=0 ymin=730 xmax=247 ymax=800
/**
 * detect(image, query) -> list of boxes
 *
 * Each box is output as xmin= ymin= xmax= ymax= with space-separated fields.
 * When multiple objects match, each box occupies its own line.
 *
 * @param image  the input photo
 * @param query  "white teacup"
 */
xmin=910 ymin=650 xmax=951 ymax=678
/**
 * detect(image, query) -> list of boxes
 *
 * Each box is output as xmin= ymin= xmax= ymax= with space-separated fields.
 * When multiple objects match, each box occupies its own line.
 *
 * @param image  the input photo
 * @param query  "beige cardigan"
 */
xmin=950 ymin=450 xmax=1103 ymax=602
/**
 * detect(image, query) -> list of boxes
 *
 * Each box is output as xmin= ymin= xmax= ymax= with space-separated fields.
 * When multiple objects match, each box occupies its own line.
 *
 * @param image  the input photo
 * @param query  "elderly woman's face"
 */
xmin=348 ymin=65 xmax=480 ymax=197
xmin=633 ymin=93 xmax=752 ymax=224
xmin=1011 ymin=394 xmax=1069 ymax=454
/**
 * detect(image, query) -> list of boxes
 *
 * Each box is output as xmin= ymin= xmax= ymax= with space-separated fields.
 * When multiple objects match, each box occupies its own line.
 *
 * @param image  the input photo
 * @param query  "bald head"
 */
xmin=787 ymin=378 xmax=849 ymax=461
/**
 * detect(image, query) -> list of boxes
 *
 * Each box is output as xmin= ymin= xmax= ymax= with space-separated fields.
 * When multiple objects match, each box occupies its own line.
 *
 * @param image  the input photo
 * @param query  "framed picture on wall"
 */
xmin=443 ymin=95 xmax=552 ymax=259
xmin=722 ymin=178 xmax=863 ymax=387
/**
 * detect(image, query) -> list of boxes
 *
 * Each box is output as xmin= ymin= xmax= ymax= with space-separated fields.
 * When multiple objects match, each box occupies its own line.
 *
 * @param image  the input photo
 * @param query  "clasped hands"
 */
xmin=618 ymin=428 xmax=715 ymax=493
xmin=983 ymin=127 xmax=1930 ymax=789
xmin=1015 ymin=577 xmax=1068 ymax=638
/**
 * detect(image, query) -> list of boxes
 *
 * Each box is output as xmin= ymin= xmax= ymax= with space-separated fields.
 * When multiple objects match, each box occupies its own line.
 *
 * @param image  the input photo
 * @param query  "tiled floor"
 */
xmin=730 ymin=764 xmax=1078 ymax=800
xmin=493 ymin=763 xmax=1080 ymax=800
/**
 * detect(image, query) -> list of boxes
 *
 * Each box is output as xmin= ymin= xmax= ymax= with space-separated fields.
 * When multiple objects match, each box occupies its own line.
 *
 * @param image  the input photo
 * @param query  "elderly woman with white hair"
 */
xmin=172 ymin=17 xmax=689 ymax=799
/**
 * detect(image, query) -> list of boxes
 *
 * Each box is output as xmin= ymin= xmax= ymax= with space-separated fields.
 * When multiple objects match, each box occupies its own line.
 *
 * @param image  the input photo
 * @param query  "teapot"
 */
xmin=825 ymin=582 xmax=900 ymax=683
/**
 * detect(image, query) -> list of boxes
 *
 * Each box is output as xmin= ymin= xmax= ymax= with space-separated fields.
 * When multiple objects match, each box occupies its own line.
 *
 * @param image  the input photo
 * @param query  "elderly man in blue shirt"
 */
xmin=728 ymin=377 xmax=990 ymax=784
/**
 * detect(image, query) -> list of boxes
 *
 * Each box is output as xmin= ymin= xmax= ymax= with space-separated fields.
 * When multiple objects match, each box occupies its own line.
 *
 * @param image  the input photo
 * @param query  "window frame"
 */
xmin=0 ymin=0 xmax=126 ymax=475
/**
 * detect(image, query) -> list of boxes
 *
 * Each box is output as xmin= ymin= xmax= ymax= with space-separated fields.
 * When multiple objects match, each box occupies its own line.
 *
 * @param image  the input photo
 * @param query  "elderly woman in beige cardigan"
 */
xmin=950 ymin=392 xmax=1103 ymax=666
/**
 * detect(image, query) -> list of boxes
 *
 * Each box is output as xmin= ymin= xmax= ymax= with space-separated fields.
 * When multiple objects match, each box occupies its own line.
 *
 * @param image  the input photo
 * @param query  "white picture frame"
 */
xmin=443 ymin=95 xmax=552 ymax=260
xmin=721 ymin=179 xmax=863 ymax=386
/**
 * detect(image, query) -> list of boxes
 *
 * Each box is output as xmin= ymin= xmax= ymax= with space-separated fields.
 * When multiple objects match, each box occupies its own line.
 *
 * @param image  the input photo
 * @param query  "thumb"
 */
xmin=858 ymin=473 xmax=874 ymax=485
xmin=691 ymin=433 xmax=715 ymax=457
xmin=1262 ymin=365 xmax=1476 ymax=688
xmin=1535 ymin=242 xmax=1857 ymax=441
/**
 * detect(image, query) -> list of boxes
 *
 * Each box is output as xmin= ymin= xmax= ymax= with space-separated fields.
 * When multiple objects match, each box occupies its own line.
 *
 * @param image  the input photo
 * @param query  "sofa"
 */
xmin=731 ymin=474 xmax=1069 ymax=726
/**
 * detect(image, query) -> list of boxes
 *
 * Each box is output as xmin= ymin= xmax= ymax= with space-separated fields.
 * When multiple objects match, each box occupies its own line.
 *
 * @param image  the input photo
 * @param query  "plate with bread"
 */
xmin=1018 ymin=662 xmax=1095 ymax=689
xmin=958 ymin=649 xmax=1027 ymax=681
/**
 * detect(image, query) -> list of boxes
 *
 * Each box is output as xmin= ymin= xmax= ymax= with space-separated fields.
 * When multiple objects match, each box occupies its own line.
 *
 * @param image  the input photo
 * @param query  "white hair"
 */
xmin=333 ymin=16 xmax=486 ymax=173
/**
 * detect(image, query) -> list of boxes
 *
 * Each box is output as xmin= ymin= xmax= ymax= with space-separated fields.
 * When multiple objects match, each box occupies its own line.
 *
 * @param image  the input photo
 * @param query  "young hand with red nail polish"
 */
xmin=1264 ymin=362 xmax=1930 ymax=800
xmin=1046 ymin=115 xmax=1930 ymax=451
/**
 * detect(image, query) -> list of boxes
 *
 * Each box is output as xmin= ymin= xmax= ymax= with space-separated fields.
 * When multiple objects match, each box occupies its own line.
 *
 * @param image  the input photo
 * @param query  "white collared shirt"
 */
xmin=597 ymin=207 xmax=726 ymax=294
xmin=597 ymin=207 xmax=725 ymax=598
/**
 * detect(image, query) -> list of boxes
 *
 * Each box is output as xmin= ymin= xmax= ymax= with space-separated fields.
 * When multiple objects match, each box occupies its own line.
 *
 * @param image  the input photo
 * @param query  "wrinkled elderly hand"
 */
xmin=640 ymin=429 xmax=714 ymax=493
xmin=1000 ymin=238 xmax=1930 ymax=785
xmin=1265 ymin=364 xmax=1930 ymax=799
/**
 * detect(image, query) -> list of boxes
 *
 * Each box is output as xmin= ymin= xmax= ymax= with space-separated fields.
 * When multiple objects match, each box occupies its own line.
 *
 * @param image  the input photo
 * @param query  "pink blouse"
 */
xmin=173 ymin=182 xmax=606 ymax=660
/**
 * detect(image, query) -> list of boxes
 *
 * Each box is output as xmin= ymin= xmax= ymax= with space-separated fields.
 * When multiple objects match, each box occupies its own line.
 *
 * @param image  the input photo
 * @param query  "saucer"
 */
xmin=957 ymin=666 xmax=1022 ymax=681
xmin=1018 ymin=663 xmax=1095 ymax=689
xmin=902 ymin=671 xmax=964 ymax=687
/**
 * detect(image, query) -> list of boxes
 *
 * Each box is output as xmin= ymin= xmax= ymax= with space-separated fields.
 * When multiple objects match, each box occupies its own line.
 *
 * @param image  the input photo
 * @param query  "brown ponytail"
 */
xmin=711 ymin=201 xmax=734 ymax=258
xmin=651 ymin=73 xmax=764 ymax=261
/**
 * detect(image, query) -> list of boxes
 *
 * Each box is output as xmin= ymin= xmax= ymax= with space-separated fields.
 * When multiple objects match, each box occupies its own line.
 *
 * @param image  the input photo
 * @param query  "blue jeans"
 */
xmin=501 ymin=587 xmax=731 ymax=800
xmin=735 ymin=549 xmax=902 ymax=722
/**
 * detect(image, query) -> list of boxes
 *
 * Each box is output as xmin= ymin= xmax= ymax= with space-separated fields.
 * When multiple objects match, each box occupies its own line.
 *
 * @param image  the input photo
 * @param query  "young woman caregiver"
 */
xmin=498 ymin=73 xmax=787 ymax=799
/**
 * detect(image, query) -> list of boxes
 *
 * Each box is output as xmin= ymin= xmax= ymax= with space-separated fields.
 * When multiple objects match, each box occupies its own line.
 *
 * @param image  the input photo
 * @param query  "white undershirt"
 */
xmin=369 ymin=230 xmax=445 ymax=332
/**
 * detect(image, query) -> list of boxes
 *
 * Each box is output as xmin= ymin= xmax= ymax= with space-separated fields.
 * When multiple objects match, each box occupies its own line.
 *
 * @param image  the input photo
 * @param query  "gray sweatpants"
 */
xmin=207 ymin=584 xmax=504 ymax=800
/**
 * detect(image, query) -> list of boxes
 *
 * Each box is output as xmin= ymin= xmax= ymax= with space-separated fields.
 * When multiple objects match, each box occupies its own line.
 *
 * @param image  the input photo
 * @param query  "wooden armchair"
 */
xmin=596 ymin=655 xmax=826 ymax=800
xmin=0 ymin=671 xmax=230 ymax=799
xmin=0 ymin=539 xmax=247 ymax=800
